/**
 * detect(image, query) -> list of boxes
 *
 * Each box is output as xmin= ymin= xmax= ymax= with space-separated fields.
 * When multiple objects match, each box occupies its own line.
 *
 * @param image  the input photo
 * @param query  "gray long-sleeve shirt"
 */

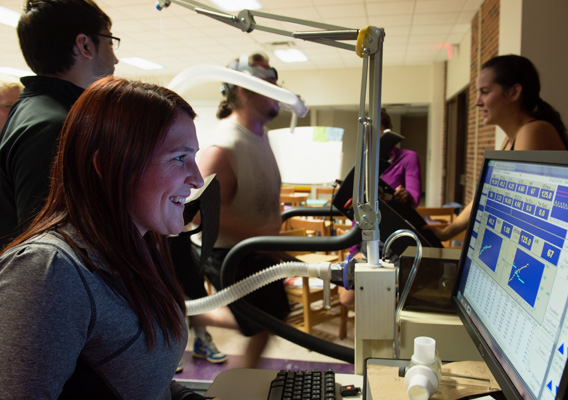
xmin=0 ymin=231 xmax=188 ymax=399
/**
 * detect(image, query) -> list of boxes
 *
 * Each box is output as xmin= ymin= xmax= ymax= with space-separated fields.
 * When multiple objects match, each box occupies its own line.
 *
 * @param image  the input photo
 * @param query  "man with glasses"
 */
xmin=0 ymin=0 xmax=118 ymax=247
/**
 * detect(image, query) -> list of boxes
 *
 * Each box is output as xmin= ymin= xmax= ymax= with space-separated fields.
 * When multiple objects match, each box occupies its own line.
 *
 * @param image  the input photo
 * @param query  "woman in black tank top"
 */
xmin=476 ymin=55 xmax=567 ymax=151
xmin=427 ymin=55 xmax=567 ymax=242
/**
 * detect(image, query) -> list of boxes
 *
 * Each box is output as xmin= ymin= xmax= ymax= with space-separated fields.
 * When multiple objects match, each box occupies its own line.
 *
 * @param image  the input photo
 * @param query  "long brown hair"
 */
xmin=3 ymin=77 xmax=196 ymax=348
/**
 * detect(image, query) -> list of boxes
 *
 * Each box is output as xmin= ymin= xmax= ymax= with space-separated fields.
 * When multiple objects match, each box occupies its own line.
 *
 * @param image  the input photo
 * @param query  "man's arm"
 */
xmin=402 ymin=151 xmax=422 ymax=207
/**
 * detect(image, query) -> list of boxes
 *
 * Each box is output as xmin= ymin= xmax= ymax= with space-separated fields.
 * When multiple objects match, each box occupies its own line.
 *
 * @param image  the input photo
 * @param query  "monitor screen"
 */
xmin=453 ymin=150 xmax=568 ymax=400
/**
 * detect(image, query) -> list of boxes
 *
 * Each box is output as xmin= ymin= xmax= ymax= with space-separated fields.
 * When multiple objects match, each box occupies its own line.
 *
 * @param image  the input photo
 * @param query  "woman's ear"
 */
xmin=506 ymin=83 xmax=523 ymax=103
xmin=93 ymin=150 xmax=102 ymax=178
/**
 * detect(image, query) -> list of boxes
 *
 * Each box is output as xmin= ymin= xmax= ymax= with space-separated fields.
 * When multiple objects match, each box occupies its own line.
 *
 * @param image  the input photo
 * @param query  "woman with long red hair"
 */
xmin=0 ymin=77 xmax=217 ymax=399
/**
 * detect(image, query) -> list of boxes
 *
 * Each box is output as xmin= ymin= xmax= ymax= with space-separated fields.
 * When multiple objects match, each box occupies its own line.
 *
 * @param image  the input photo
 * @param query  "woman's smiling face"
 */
xmin=475 ymin=67 xmax=512 ymax=126
xmin=132 ymin=110 xmax=203 ymax=236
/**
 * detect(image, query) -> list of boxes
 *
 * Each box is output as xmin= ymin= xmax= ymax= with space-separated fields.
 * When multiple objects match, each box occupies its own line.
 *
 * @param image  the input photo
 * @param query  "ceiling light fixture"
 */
xmin=0 ymin=6 xmax=21 ymax=27
xmin=120 ymin=57 xmax=163 ymax=70
xmin=273 ymin=48 xmax=308 ymax=63
xmin=210 ymin=0 xmax=262 ymax=12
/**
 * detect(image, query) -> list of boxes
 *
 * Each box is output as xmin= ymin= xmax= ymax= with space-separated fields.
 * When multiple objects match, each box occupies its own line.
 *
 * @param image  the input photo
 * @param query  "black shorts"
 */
xmin=191 ymin=245 xmax=291 ymax=337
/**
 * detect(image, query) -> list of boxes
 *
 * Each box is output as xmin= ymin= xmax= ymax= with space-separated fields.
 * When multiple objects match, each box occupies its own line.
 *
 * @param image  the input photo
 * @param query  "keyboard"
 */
xmin=267 ymin=369 xmax=337 ymax=400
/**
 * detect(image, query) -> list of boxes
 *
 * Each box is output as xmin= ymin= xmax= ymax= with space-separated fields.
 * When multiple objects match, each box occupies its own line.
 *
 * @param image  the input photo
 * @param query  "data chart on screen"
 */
xmin=459 ymin=157 xmax=568 ymax=399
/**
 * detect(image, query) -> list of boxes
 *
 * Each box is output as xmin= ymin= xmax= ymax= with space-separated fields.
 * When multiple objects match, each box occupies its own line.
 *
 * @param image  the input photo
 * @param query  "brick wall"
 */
xmin=465 ymin=0 xmax=500 ymax=203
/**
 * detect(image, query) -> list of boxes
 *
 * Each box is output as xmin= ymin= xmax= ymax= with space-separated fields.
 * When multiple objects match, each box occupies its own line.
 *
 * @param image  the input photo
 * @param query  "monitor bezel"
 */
xmin=452 ymin=150 xmax=568 ymax=400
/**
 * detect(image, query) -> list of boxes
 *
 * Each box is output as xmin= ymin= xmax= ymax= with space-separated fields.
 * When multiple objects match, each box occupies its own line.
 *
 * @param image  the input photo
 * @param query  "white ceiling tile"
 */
xmin=415 ymin=0 xmax=466 ymax=14
xmin=317 ymin=4 xmax=367 ymax=19
xmin=384 ymin=36 xmax=409 ymax=46
xmin=383 ymin=25 xmax=412 ymax=36
xmin=463 ymin=0 xmax=485 ymax=12
xmin=456 ymin=11 xmax=476 ymax=24
xmin=0 ymin=0 xmax=484 ymax=79
xmin=323 ymin=17 xmax=370 ymax=29
xmin=261 ymin=0 xmax=313 ymax=7
xmin=370 ymin=14 xmax=413 ymax=27
xmin=413 ymin=12 xmax=459 ymax=25
xmin=311 ymin=0 xmax=361 ymax=4
xmin=408 ymin=33 xmax=448 ymax=44
xmin=446 ymin=31 xmax=469 ymax=44
xmin=366 ymin=1 xmax=416 ymax=15
xmin=112 ymin=3 xmax=164 ymax=19
xmin=413 ymin=24 xmax=456 ymax=35
xmin=451 ymin=24 xmax=471 ymax=36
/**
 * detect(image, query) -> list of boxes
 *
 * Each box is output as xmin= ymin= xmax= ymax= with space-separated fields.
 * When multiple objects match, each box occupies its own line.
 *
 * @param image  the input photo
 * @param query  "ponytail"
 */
xmin=533 ymin=98 xmax=568 ymax=146
xmin=216 ymin=84 xmax=243 ymax=119
xmin=216 ymin=99 xmax=233 ymax=119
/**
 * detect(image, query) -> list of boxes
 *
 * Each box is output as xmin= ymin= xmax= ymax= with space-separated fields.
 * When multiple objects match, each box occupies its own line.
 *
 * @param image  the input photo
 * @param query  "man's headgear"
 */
xmin=220 ymin=53 xmax=278 ymax=96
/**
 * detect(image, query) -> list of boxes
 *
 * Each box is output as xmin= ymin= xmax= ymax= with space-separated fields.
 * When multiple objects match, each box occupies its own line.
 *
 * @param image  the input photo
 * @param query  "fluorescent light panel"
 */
xmin=120 ymin=57 xmax=163 ymax=70
xmin=0 ymin=6 xmax=21 ymax=27
xmin=273 ymin=49 xmax=308 ymax=63
xmin=210 ymin=0 xmax=262 ymax=11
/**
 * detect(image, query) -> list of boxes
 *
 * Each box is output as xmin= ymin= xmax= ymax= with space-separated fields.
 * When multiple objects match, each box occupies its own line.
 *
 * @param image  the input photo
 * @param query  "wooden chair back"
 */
xmin=280 ymin=187 xmax=295 ymax=195
xmin=280 ymin=193 xmax=308 ymax=208
xmin=416 ymin=206 xmax=455 ymax=224
xmin=315 ymin=187 xmax=336 ymax=204
xmin=282 ymin=216 xmax=331 ymax=237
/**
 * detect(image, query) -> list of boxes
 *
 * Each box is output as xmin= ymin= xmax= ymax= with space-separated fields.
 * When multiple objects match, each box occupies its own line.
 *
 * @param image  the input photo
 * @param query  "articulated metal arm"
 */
xmin=156 ymin=0 xmax=385 ymax=266
xmin=156 ymin=0 xmax=359 ymax=51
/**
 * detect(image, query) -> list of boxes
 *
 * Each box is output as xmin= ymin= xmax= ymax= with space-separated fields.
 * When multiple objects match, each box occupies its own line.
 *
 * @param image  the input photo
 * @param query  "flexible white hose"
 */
xmin=185 ymin=261 xmax=329 ymax=316
xmin=167 ymin=64 xmax=309 ymax=117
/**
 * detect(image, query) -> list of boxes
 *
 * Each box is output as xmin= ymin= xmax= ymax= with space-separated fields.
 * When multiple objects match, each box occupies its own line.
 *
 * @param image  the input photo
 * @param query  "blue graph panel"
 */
xmin=479 ymin=229 xmax=502 ymax=272
xmin=551 ymin=185 xmax=568 ymax=223
xmin=508 ymin=249 xmax=545 ymax=308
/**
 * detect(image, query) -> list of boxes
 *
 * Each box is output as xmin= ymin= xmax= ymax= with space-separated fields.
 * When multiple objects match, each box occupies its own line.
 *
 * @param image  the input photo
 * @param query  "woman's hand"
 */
xmin=423 ymin=201 xmax=473 ymax=241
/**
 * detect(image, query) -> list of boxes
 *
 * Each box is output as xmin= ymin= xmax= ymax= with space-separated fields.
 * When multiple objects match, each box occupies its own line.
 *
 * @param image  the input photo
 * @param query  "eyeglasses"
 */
xmin=96 ymin=33 xmax=120 ymax=51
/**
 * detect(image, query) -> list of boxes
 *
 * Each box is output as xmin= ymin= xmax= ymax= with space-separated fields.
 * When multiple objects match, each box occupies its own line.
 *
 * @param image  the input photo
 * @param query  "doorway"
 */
xmin=444 ymin=89 xmax=468 ymax=206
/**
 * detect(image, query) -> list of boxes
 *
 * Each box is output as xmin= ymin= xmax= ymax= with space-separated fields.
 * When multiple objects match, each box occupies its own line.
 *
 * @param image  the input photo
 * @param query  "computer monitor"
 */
xmin=453 ymin=150 xmax=568 ymax=400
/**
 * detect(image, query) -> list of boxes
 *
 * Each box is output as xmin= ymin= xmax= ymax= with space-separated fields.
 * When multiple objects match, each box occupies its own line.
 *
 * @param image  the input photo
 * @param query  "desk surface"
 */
xmin=364 ymin=359 xmax=501 ymax=400
xmin=205 ymin=368 xmax=363 ymax=399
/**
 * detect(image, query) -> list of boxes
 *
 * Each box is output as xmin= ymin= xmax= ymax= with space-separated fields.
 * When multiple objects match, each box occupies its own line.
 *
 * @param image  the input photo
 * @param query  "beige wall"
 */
xmin=521 ymin=0 xmax=568 ymax=127
xmin=494 ymin=0 xmax=568 ymax=149
xmin=446 ymin=30 xmax=472 ymax=100
xmin=499 ymin=0 xmax=522 ymax=55
xmin=426 ymin=62 xmax=446 ymax=206
xmin=494 ymin=0 xmax=523 ymax=148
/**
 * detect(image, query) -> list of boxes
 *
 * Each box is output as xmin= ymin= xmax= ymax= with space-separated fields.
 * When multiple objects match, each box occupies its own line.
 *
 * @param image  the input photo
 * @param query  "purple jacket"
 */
xmin=381 ymin=147 xmax=422 ymax=208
